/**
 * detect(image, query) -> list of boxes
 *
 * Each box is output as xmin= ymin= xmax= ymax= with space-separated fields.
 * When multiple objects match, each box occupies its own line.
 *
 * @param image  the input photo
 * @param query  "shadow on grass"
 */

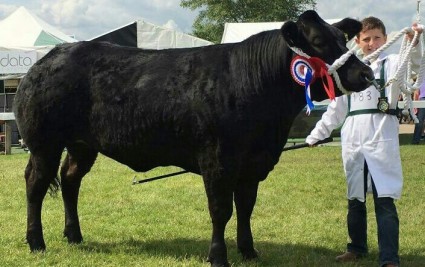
xmin=76 ymin=238 xmax=425 ymax=266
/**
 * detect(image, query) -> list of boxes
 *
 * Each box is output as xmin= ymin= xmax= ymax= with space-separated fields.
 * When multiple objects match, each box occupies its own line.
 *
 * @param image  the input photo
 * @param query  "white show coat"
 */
xmin=306 ymin=51 xmax=419 ymax=202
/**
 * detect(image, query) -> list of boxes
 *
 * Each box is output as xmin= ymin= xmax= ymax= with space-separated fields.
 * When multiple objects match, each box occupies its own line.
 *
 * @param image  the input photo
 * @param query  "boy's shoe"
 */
xmin=335 ymin=251 xmax=359 ymax=262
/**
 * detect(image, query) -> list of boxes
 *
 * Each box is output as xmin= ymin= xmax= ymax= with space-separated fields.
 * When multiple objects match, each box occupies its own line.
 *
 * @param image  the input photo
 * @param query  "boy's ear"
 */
xmin=355 ymin=36 xmax=360 ymax=45
xmin=281 ymin=21 xmax=299 ymax=47
xmin=333 ymin=18 xmax=362 ymax=42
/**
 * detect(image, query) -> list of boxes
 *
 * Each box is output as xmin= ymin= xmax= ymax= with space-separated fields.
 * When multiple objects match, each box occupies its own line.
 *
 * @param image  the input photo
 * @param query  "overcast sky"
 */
xmin=0 ymin=0 xmax=423 ymax=41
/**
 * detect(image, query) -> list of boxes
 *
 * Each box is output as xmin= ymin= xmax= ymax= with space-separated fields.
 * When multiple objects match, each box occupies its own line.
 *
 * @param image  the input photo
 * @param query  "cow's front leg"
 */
xmin=203 ymin=175 xmax=234 ymax=267
xmin=234 ymin=180 xmax=259 ymax=260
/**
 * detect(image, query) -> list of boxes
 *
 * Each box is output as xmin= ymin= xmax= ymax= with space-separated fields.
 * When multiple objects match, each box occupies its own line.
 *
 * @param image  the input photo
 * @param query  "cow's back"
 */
xmin=14 ymin=41 xmax=232 ymax=171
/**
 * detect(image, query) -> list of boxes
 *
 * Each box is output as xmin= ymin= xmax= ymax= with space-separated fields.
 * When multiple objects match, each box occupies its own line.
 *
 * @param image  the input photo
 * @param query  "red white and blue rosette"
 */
xmin=290 ymin=56 xmax=315 ymax=113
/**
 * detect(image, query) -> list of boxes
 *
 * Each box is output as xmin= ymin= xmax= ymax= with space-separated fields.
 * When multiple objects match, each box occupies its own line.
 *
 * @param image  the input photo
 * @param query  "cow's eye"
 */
xmin=312 ymin=37 xmax=325 ymax=47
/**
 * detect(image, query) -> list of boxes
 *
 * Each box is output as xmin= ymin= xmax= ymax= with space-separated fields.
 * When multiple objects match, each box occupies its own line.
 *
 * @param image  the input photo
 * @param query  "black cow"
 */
xmin=13 ymin=10 xmax=373 ymax=267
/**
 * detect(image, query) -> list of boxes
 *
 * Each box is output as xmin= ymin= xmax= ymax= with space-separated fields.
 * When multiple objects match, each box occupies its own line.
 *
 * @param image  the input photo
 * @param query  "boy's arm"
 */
xmin=305 ymin=96 xmax=348 ymax=145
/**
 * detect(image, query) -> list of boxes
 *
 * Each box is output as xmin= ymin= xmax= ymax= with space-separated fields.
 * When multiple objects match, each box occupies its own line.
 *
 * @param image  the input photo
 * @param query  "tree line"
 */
xmin=181 ymin=0 xmax=317 ymax=44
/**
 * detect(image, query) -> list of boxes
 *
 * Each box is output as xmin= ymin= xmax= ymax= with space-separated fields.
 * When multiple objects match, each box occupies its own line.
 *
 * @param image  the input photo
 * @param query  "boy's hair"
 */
xmin=357 ymin=16 xmax=387 ymax=37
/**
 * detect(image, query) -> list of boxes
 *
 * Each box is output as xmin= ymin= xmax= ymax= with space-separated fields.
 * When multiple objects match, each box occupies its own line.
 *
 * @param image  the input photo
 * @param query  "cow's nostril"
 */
xmin=364 ymin=76 xmax=381 ymax=91
xmin=361 ymin=70 xmax=375 ymax=83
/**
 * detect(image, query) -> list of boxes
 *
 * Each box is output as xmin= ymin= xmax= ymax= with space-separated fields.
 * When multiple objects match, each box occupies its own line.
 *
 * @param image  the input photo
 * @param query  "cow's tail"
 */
xmin=25 ymin=153 xmax=61 ymax=196
xmin=48 ymin=176 xmax=61 ymax=197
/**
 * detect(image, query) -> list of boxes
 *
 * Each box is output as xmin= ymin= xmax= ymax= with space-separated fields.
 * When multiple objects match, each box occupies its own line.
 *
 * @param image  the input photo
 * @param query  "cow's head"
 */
xmin=281 ymin=10 xmax=374 ymax=101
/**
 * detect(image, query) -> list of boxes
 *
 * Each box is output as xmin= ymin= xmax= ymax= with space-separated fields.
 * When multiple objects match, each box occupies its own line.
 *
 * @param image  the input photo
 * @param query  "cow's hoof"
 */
xmin=207 ymin=257 xmax=230 ymax=267
xmin=29 ymin=244 xmax=46 ymax=253
xmin=64 ymin=228 xmax=83 ymax=244
xmin=27 ymin=232 xmax=46 ymax=252
xmin=239 ymin=247 xmax=259 ymax=260
xmin=209 ymin=261 xmax=230 ymax=267
xmin=27 ymin=238 xmax=46 ymax=252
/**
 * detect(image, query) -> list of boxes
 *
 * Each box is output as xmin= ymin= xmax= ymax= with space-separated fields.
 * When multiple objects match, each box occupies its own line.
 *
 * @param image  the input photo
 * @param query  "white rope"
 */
xmin=327 ymin=50 xmax=355 ymax=94
xmin=391 ymin=30 xmax=421 ymax=123
xmin=288 ymin=46 xmax=310 ymax=59
xmin=388 ymin=29 xmax=422 ymax=123
xmin=327 ymin=50 xmax=354 ymax=74
xmin=356 ymin=20 xmax=424 ymax=123
xmin=410 ymin=33 xmax=425 ymax=87
xmin=392 ymin=31 xmax=419 ymax=90
xmin=410 ymin=0 xmax=424 ymax=123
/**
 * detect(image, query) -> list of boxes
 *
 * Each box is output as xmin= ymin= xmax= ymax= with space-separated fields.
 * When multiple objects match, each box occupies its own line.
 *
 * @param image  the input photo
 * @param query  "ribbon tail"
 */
xmin=305 ymin=69 xmax=315 ymax=114
xmin=321 ymin=69 xmax=336 ymax=100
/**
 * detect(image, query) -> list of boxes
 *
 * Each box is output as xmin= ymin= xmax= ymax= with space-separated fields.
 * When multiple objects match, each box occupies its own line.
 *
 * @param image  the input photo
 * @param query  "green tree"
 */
xmin=181 ymin=0 xmax=317 ymax=43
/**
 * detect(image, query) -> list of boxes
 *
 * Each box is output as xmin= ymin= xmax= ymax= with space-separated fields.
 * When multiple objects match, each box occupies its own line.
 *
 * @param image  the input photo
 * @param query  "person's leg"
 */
xmin=372 ymin=180 xmax=400 ymax=266
xmin=412 ymin=106 xmax=425 ymax=144
xmin=344 ymin=160 xmax=369 ymax=256
xmin=346 ymin=199 xmax=368 ymax=254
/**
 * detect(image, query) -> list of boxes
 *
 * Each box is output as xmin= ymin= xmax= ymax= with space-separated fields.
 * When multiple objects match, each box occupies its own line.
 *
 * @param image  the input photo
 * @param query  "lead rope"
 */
xmin=402 ymin=0 xmax=425 ymax=122
xmin=288 ymin=45 xmax=354 ymax=95
xmin=360 ymin=2 xmax=425 ymax=123
xmin=369 ymin=28 xmax=423 ymax=123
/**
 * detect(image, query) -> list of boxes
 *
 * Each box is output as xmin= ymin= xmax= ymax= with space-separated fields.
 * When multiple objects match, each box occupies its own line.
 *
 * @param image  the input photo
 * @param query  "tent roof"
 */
xmin=89 ymin=20 xmax=213 ymax=49
xmin=0 ymin=6 xmax=77 ymax=47
xmin=221 ymin=19 xmax=342 ymax=44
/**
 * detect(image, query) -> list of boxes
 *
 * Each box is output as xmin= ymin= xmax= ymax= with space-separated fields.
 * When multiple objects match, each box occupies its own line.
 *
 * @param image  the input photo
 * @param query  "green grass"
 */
xmin=1 ymin=145 xmax=424 ymax=266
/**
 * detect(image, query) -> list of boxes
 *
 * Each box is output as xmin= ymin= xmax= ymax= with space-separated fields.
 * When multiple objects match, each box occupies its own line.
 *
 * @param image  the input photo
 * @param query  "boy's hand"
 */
xmin=407 ymin=23 xmax=423 ymax=45
xmin=412 ymin=23 xmax=424 ymax=34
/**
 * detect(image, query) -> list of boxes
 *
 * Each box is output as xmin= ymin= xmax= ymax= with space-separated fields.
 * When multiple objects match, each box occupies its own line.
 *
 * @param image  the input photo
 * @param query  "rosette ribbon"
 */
xmin=290 ymin=55 xmax=336 ymax=114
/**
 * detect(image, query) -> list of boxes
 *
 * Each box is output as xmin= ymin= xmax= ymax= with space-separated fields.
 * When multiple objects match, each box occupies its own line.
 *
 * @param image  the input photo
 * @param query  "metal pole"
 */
xmin=132 ymin=137 xmax=334 ymax=185
xmin=132 ymin=170 xmax=189 ymax=185
xmin=282 ymin=137 xmax=333 ymax=151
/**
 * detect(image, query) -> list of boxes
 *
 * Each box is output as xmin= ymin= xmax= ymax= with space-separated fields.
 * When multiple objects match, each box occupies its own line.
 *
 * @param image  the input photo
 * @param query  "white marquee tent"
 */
xmin=0 ymin=6 xmax=77 ymax=77
xmin=0 ymin=6 xmax=78 ymax=146
xmin=0 ymin=6 xmax=77 ymax=47
xmin=89 ymin=20 xmax=213 ymax=49
xmin=221 ymin=19 xmax=342 ymax=44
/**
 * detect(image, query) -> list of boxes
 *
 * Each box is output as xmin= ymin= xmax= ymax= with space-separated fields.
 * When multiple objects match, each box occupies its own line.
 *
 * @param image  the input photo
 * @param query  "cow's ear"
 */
xmin=281 ymin=21 xmax=299 ymax=47
xmin=332 ymin=18 xmax=362 ymax=42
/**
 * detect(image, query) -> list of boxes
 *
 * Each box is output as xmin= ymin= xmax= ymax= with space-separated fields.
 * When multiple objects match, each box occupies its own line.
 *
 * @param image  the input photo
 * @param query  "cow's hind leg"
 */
xmin=25 ymin=147 xmax=63 ymax=252
xmin=203 ymin=175 xmax=234 ymax=267
xmin=60 ymin=142 xmax=97 ymax=244
xmin=234 ymin=180 xmax=259 ymax=260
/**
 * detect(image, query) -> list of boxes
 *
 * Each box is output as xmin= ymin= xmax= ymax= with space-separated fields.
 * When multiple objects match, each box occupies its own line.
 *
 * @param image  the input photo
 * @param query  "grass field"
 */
xmin=0 ymin=145 xmax=424 ymax=266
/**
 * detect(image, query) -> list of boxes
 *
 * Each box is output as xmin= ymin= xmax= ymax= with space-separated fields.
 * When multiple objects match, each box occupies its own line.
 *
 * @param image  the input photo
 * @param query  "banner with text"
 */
xmin=0 ymin=50 xmax=37 ymax=74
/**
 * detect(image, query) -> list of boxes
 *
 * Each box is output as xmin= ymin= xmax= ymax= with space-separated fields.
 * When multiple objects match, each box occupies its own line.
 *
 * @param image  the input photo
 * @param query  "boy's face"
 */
xmin=355 ymin=28 xmax=387 ymax=56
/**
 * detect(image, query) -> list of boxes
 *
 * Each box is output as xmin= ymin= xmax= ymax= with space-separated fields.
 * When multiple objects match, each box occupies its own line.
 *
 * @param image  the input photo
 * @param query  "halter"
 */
xmin=288 ymin=45 xmax=354 ymax=113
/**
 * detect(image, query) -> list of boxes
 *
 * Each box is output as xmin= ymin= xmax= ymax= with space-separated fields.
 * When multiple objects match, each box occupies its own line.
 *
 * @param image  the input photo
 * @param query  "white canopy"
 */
xmin=0 ymin=6 xmax=77 ymax=75
xmin=0 ymin=6 xmax=77 ymax=47
xmin=221 ymin=19 xmax=343 ymax=44
xmin=90 ymin=20 xmax=213 ymax=49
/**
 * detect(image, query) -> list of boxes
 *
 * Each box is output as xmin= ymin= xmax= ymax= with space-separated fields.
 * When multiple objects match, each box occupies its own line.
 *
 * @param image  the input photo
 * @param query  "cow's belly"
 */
xmin=97 ymin=140 xmax=200 ymax=174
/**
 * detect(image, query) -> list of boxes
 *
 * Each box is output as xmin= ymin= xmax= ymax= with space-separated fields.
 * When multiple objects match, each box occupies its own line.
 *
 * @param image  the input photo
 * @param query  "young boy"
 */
xmin=306 ymin=17 xmax=422 ymax=267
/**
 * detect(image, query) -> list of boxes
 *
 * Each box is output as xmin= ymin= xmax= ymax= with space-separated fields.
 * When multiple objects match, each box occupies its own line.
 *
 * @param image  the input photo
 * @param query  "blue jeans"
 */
xmin=346 ymin=162 xmax=399 ymax=266
xmin=412 ymin=97 xmax=425 ymax=144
